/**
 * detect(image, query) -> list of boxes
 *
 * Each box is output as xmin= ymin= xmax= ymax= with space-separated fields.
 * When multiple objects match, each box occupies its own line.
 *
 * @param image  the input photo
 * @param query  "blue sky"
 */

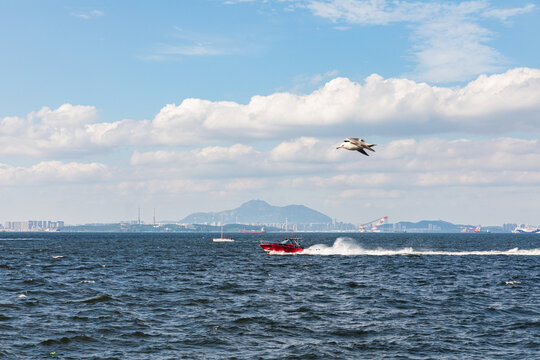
xmin=1 ymin=0 xmax=539 ymax=226
xmin=4 ymin=0 xmax=537 ymax=120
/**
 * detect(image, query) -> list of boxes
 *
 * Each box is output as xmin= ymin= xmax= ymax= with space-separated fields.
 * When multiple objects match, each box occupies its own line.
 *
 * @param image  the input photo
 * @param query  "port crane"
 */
xmin=359 ymin=216 xmax=388 ymax=232
xmin=459 ymin=225 xmax=481 ymax=233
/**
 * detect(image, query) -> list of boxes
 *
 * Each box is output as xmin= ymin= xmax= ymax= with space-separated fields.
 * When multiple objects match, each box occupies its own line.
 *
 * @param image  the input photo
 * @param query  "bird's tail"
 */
xmin=366 ymin=144 xmax=376 ymax=152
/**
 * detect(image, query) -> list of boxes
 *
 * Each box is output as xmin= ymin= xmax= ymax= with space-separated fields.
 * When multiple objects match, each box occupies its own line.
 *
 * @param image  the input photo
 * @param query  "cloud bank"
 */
xmin=0 ymin=161 xmax=108 ymax=186
xmin=1 ymin=68 xmax=539 ymax=158
xmin=2 ymin=67 xmax=539 ymax=224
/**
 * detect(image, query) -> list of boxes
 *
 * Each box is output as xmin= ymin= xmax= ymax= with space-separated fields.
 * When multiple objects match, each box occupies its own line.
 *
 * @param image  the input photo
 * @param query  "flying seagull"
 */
xmin=336 ymin=138 xmax=376 ymax=156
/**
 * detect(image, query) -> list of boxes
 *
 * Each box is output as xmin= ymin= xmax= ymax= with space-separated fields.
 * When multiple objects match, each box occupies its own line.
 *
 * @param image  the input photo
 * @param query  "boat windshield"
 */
xmin=283 ymin=236 xmax=301 ymax=244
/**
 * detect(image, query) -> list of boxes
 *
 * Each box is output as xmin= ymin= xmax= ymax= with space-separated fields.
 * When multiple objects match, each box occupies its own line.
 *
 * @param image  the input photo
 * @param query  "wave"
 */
xmin=302 ymin=237 xmax=540 ymax=256
xmin=39 ymin=335 xmax=97 ymax=345
xmin=81 ymin=294 xmax=114 ymax=304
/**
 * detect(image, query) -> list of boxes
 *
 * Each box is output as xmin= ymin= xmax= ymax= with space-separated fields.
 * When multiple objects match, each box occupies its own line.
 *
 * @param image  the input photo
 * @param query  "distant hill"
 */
xmin=180 ymin=200 xmax=332 ymax=225
xmin=380 ymin=220 xmax=501 ymax=232
xmin=393 ymin=220 xmax=458 ymax=232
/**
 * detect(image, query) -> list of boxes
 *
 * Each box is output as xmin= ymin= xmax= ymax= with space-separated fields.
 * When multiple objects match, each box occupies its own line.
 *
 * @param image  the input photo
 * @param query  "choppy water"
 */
xmin=1 ymin=232 xmax=539 ymax=359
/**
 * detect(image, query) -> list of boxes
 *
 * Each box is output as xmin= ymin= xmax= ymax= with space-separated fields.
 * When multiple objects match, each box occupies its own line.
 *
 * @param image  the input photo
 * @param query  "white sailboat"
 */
xmin=213 ymin=224 xmax=234 ymax=242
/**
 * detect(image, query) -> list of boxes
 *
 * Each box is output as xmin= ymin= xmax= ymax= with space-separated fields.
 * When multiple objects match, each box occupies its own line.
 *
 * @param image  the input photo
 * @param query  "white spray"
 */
xmin=302 ymin=237 xmax=540 ymax=256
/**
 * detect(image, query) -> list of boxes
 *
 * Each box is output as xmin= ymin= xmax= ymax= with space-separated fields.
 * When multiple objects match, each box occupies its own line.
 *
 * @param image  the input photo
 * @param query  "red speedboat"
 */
xmin=260 ymin=236 xmax=304 ymax=254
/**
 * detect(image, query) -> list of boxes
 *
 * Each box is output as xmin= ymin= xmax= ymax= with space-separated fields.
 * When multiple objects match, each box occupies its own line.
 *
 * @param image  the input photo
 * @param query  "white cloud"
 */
xmin=32 ymin=104 xmax=98 ymax=128
xmin=223 ymin=0 xmax=258 ymax=5
xmin=72 ymin=135 xmax=538 ymax=224
xmin=304 ymin=0 xmax=533 ymax=82
xmin=0 ymin=104 xmax=99 ymax=157
xmin=0 ymin=161 xmax=109 ymax=186
xmin=339 ymin=188 xmax=403 ymax=199
xmin=141 ymin=26 xmax=240 ymax=60
xmin=86 ymin=119 xmax=151 ymax=146
xmin=410 ymin=19 xmax=504 ymax=82
xmin=269 ymin=137 xmax=335 ymax=161
xmin=3 ymin=136 xmax=539 ymax=224
xmin=130 ymin=144 xmax=256 ymax=166
xmin=306 ymin=0 xmax=435 ymax=25
xmin=125 ymin=136 xmax=540 ymax=187
xmin=147 ymin=68 xmax=540 ymax=142
xmin=482 ymin=4 xmax=534 ymax=22
xmin=292 ymin=70 xmax=339 ymax=93
xmin=0 ymin=116 xmax=28 ymax=135
xmin=416 ymin=170 xmax=540 ymax=187
xmin=71 ymin=10 xmax=104 ymax=19
xmin=2 ymin=68 xmax=540 ymax=158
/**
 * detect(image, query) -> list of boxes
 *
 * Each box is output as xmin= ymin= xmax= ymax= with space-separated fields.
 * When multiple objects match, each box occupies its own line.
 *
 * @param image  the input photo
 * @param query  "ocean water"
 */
xmin=0 ymin=232 xmax=538 ymax=359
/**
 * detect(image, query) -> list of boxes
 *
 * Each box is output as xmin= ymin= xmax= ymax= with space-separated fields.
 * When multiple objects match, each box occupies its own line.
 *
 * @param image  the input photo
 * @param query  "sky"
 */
xmin=1 ymin=0 xmax=539 ymax=226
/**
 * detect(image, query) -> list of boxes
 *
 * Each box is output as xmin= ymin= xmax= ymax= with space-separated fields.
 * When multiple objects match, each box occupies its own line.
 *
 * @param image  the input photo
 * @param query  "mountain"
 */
xmin=180 ymin=200 xmax=332 ymax=225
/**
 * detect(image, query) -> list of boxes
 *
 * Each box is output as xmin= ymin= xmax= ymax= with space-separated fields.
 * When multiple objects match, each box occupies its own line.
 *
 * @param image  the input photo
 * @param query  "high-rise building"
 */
xmin=503 ymin=223 xmax=517 ymax=233
xmin=3 ymin=220 xmax=64 ymax=231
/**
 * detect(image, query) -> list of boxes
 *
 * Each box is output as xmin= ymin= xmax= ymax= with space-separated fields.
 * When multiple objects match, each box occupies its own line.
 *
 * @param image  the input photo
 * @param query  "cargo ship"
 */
xmin=241 ymin=227 xmax=266 ymax=233
xmin=512 ymin=224 xmax=540 ymax=234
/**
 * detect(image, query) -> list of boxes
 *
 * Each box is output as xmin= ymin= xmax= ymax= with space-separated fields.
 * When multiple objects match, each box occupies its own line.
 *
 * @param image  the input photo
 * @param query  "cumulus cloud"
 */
xmin=269 ymin=137 xmax=337 ymax=162
xmin=0 ymin=161 xmax=109 ymax=186
xmin=304 ymin=0 xmax=534 ymax=82
xmin=147 ymin=67 xmax=540 ymax=142
xmin=0 ymin=104 xmax=100 ymax=157
xmin=1 ymin=68 xmax=540 ymax=158
xmin=130 ymin=144 xmax=256 ymax=165
xmin=5 ymin=136 xmax=537 ymax=224
xmin=124 ymin=137 xmax=540 ymax=188
xmin=71 ymin=134 xmax=539 ymax=224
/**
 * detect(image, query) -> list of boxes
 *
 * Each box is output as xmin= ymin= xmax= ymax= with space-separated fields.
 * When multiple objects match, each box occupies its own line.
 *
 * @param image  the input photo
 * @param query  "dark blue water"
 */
xmin=1 ymin=232 xmax=539 ymax=359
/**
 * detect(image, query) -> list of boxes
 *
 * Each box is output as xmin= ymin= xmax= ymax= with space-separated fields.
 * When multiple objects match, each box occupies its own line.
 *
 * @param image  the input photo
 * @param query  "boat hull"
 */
xmin=512 ymin=224 xmax=540 ymax=233
xmin=513 ymin=229 xmax=540 ymax=234
xmin=260 ymin=243 xmax=303 ymax=254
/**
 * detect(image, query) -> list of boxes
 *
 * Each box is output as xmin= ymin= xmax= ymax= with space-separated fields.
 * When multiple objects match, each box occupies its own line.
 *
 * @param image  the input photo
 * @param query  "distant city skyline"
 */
xmin=0 ymin=216 xmax=522 ymax=233
xmin=1 ymin=1 xmax=539 ymax=225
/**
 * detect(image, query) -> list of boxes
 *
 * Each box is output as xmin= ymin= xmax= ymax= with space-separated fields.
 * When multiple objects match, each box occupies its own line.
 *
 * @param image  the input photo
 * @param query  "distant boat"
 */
xmin=242 ymin=227 xmax=266 ymax=233
xmin=512 ymin=224 xmax=540 ymax=234
xmin=213 ymin=225 xmax=234 ymax=242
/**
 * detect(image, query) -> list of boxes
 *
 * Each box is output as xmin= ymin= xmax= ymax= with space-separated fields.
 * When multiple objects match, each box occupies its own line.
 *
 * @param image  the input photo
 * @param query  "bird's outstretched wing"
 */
xmin=357 ymin=148 xmax=369 ymax=156
xmin=345 ymin=137 xmax=361 ymax=146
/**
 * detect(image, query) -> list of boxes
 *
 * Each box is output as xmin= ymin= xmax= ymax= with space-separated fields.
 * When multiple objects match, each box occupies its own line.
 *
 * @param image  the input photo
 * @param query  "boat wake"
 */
xmin=303 ymin=237 xmax=540 ymax=256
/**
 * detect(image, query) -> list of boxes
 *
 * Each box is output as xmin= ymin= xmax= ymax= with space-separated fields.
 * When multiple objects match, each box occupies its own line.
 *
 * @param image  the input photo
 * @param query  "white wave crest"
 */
xmin=303 ymin=238 xmax=540 ymax=256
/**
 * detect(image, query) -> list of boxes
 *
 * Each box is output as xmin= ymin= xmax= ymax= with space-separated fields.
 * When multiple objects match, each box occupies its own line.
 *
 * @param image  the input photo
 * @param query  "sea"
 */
xmin=0 ymin=232 xmax=538 ymax=359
